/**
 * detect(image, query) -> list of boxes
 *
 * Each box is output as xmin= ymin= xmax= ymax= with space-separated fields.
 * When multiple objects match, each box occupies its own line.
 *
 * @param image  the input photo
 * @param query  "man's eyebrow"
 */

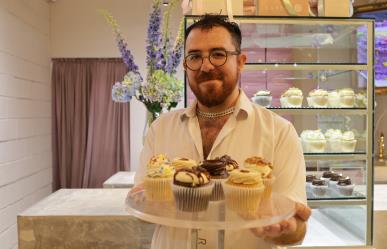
xmin=187 ymin=47 xmax=227 ymax=54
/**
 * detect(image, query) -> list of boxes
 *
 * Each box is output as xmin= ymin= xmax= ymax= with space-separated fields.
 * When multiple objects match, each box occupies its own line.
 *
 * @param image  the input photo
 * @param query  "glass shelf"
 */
xmin=304 ymin=153 xmax=367 ymax=161
xmin=307 ymin=188 xmax=366 ymax=201
xmin=267 ymin=107 xmax=367 ymax=115
xmin=244 ymin=64 xmax=368 ymax=71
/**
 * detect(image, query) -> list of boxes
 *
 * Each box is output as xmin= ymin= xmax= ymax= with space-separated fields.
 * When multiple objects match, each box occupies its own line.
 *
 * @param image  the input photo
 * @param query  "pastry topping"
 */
xmin=244 ymin=156 xmax=273 ymax=178
xmin=218 ymin=155 xmax=239 ymax=171
xmin=146 ymin=162 xmax=175 ymax=178
xmin=306 ymin=175 xmax=316 ymax=182
xmin=228 ymin=169 xmax=263 ymax=186
xmin=337 ymin=177 xmax=352 ymax=186
xmin=322 ymin=171 xmax=334 ymax=178
xmin=312 ymin=179 xmax=326 ymax=186
xmin=281 ymin=87 xmax=303 ymax=97
xmin=254 ymin=90 xmax=271 ymax=96
xmin=325 ymin=129 xmax=343 ymax=140
xmin=148 ymin=154 xmax=169 ymax=168
xmin=341 ymin=131 xmax=356 ymax=141
xmin=173 ymin=166 xmax=210 ymax=187
xmin=309 ymin=89 xmax=328 ymax=97
xmin=201 ymin=159 xmax=228 ymax=178
xmin=330 ymin=173 xmax=344 ymax=181
xmin=171 ymin=157 xmax=197 ymax=169
xmin=301 ymin=130 xmax=326 ymax=141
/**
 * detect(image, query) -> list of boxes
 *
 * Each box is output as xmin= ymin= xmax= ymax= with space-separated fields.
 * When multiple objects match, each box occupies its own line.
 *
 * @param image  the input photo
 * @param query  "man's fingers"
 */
xmin=295 ymin=202 xmax=312 ymax=221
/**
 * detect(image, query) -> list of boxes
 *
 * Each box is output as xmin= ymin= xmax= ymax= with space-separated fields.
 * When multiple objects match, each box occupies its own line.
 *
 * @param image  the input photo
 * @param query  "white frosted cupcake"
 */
xmin=339 ymin=88 xmax=355 ymax=107
xmin=172 ymin=166 xmax=214 ymax=212
xmin=244 ymin=156 xmax=274 ymax=200
xmin=148 ymin=154 xmax=169 ymax=168
xmin=325 ymin=129 xmax=343 ymax=152
xmin=327 ymin=90 xmax=341 ymax=107
xmin=280 ymin=87 xmax=303 ymax=108
xmin=341 ymin=131 xmax=357 ymax=152
xmin=222 ymin=169 xmax=264 ymax=216
xmin=300 ymin=130 xmax=327 ymax=153
xmin=307 ymin=89 xmax=328 ymax=108
xmin=171 ymin=157 xmax=197 ymax=170
xmin=252 ymin=90 xmax=272 ymax=107
xmin=144 ymin=162 xmax=175 ymax=201
xmin=355 ymin=92 xmax=367 ymax=108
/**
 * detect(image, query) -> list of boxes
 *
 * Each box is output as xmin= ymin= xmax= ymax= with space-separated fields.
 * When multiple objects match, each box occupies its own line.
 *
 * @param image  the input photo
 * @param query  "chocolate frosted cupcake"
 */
xmin=321 ymin=171 xmax=334 ymax=184
xmin=201 ymin=158 xmax=228 ymax=201
xmin=172 ymin=166 xmax=214 ymax=212
xmin=329 ymin=173 xmax=344 ymax=188
xmin=218 ymin=155 xmax=239 ymax=172
xmin=337 ymin=177 xmax=355 ymax=196
xmin=311 ymin=179 xmax=328 ymax=196
xmin=306 ymin=174 xmax=316 ymax=191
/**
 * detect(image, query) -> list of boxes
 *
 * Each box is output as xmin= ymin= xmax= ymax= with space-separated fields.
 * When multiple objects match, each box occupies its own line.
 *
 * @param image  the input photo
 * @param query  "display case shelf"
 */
xmin=304 ymin=153 xmax=367 ymax=161
xmin=267 ymin=107 xmax=367 ymax=115
xmin=244 ymin=64 xmax=368 ymax=71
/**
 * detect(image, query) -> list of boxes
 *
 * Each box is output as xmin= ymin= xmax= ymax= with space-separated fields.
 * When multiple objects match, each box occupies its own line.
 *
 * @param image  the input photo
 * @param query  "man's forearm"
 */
xmin=270 ymin=217 xmax=307 ymax=246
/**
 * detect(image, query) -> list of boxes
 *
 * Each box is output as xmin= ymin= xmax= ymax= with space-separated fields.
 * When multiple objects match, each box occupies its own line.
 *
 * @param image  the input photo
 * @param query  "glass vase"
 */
xmin=143 ymin=110 xmax=161 ymax=143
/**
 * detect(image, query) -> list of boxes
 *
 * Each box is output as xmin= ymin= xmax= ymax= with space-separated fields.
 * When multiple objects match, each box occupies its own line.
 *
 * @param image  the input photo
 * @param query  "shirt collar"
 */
xmin=179 ymin=89 xmax=253 ymax=121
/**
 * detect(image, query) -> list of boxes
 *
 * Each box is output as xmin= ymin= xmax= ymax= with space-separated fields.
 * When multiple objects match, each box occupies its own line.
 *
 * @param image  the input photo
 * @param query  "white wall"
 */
xmin=0 ymin=0 xmax=52 ymax=248
xmin=50 ymin=0 xmax=184 ymax=172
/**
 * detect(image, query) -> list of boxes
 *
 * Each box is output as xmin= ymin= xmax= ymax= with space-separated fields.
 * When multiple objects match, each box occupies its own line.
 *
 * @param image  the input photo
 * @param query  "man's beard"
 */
xmin=189 ymin=70 xmax=239 ymax=107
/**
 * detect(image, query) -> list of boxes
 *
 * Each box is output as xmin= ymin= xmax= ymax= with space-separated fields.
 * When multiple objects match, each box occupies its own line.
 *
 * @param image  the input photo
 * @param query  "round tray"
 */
xmin=126 ymin=190 xmax=295 ymax=230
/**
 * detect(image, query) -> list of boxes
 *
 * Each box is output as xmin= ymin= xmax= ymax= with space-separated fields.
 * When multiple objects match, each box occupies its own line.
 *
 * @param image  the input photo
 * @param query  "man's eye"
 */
xmin=211 ymin=52 xmax=226 ymax=58
xmin=187 ymin=54 xmax=201 ymax=61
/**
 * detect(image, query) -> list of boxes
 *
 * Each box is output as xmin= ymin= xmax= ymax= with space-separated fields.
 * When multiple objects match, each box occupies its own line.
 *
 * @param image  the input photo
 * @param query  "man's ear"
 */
xmin=238 ymin=53 xmax=247 ymax=70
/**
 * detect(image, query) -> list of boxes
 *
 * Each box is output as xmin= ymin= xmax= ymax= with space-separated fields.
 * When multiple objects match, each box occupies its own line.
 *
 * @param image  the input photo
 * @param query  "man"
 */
xmin=134 ymin=14 xmax=311 ymax=248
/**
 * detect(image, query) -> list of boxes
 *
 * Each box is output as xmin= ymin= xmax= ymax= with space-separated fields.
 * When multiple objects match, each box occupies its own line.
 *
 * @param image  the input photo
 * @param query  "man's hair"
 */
xmin=185 ymin=14 xmax=242 ymax=51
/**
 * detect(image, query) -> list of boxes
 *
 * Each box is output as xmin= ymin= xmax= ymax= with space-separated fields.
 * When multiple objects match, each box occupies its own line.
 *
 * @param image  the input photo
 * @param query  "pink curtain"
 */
xmin=52 ymin=58 xmax=130 ymax=189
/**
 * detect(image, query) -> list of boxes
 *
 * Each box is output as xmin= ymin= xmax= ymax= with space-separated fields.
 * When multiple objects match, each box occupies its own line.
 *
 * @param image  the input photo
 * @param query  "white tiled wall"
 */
xmin=0 ymin=0 xmax=52 ymax=248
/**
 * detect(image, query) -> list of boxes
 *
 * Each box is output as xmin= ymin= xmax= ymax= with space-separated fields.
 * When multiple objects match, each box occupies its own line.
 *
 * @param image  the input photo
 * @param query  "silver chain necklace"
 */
xmin=196 ymin=106 xmax=236 ymax=119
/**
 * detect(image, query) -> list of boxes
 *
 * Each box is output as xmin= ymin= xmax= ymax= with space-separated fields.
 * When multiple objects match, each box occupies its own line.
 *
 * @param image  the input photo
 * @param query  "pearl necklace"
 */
xmin=196 ymin=106 xmax=236 ymax=119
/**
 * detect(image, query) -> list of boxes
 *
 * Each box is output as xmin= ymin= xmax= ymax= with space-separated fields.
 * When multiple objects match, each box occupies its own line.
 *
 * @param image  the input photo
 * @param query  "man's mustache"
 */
xmin=196 ymin=72 xmax=222 ymax=82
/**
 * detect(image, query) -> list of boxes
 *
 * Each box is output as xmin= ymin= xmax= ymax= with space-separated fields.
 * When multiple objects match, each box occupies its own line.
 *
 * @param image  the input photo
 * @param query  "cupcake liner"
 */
xmin=337 ymin=184 xmax=355 ymax=196
xmin=144 ymin=177 xmax=174 ymax=201
xmin=172 ymin=182 xmax=214 ymax=212
xmin=222 ymin=182 xmax=264 ymax=216
xmin=341 ymin=140 xmax=357 ymax=152
xmin=210 ymin=178 xmax=227 ymax=201
xmin=262 ymin=177 xmax=275 ymax=200
xmin=311 ymin=185 xmax=328 ymax=196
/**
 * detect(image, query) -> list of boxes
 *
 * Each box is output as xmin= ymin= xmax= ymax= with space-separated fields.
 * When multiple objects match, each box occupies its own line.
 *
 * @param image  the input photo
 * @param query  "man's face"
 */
xmin=184 ymin=26 xmax=246 ymax=107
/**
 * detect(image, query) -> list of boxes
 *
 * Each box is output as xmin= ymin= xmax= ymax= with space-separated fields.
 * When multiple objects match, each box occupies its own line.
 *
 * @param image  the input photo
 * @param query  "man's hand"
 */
xmin=128 ymin=183 xmax=145 ymax=203
xmin=251 ymin=202 xmax=312 ymax=245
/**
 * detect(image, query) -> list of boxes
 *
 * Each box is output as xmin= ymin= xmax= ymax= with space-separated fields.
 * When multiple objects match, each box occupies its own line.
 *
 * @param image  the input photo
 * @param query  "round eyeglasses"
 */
xmin=184 ymin=49 xmax=240 ymax=71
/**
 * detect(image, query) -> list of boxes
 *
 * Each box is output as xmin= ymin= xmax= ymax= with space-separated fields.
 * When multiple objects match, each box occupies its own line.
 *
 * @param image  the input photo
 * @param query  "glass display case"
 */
xmin=185 ymin=17 xmax=374 ymax=247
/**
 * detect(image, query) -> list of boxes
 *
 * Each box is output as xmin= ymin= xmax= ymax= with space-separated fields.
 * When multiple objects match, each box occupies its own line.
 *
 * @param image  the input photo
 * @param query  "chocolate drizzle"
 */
xmin=201 ymin=159 xmax=228 ymax=178
xmin=173 ymin=166 xmax=210 ymax=187
xmin=218 ymin=155 xmax=239 ymax=171
xmin=312 ymin=179 xmax=326 ymax=186
xmin=337 ymin=177 xmax=352 ymax=186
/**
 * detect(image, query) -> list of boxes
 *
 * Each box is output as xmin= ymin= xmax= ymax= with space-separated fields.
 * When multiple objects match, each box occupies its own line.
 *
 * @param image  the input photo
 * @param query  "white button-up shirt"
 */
xmin=135 ymin=90 xmax=307 ymax=249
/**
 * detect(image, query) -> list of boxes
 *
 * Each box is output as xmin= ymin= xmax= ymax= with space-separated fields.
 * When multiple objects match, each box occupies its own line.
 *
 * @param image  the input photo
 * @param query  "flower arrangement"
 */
xmin=102 ymin=0 xmax=184 ymax=122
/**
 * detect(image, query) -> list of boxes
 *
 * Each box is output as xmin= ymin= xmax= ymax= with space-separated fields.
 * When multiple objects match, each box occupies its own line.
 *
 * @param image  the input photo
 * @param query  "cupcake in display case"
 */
xmin=328 ymin=173 xmax=344 ymax=188
xmin=337 ymin=177 xmax=355 ymax=196
xmin=325 ymin=129 xmax=343 ymax=152
xmin=300 ymin=130 xmax=327 ymax=153
xmin=306 ymin=174 xmax=316 ymax=191
xmin=338 ymin=88 xmax=356 ymax=107
xmin=172 ymin=166 xmax=214 ymax=212
xmin=280 ymin=87 xmax=303 ymax=108
xmin=311 ymin=179 xmax=328 ymax=196
xmin=251 ymin=90 xmax=272 ymax=107
xmin=355 ymin=92 xmax=367 ymax=108
xmin=307 ymin=89 xmax=329 ymax=108
xmin=327 ymin=90 xmax=341 ymax=107
xmin=321 ymin=171 xmax=334 ymax=184
xmin=341 ymin=131 xmax=357 ymax=152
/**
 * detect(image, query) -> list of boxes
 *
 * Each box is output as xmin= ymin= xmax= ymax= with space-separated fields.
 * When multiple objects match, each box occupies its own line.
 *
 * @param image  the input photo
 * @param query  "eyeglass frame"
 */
xmin=183 ymin=49 xmax=241 ymax=71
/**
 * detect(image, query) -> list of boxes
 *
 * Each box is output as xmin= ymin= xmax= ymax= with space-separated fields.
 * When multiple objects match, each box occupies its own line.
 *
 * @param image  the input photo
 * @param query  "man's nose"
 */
xmin=200 ymin=56 xmax=215 ymax=72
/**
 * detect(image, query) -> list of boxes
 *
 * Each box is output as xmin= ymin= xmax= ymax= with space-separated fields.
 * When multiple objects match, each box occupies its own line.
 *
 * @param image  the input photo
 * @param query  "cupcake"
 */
xmin=171 ymin=157 xmax=197 ymax=170
xmin=300 ymin=130 xmax=327 ymax=153
xmin=327 ymin=90 xmax=341 ymax=108
xmin=307 ymin=89 xmax=329 ymax=108
xmin=321 ymin=171 xmax=334 ymax=184
xmin=252 ymin=90 xmax=272 ymax=107
xmin=337 ymin=177 xmax=355 ymax=196
xmin=222 ymin=169 xmax=264 ymax=215
xmin=311 ymin=179 xmax=328 ymax=196
xmin=355 ymin=92 xmax=367 ymax=108
xmin=339 ymin=88 xmax=355 ymax=107
xmin=280 ymin=87 xmax=303 ymax=108
xmin=341 ymin=131 xmax=357 ymax=152
xmin=144 ymin=162 xmax=175 ymax=201
xmin=172 ymin=166 xmax=214 ymax=212
xmin=244 ymin=156 xmax=274 ymax=200
xmin=328 ymin=173 xmax=344 ymax=188
xmin=325 ymin=129 xmax=343 ymax=152
xmin=200 ymin=158 xmax=228 ymax=201
xmin=306 ymin=174 xmax=316 ymax=191
xmin=218 ymin=155 xmax=239 ymax=172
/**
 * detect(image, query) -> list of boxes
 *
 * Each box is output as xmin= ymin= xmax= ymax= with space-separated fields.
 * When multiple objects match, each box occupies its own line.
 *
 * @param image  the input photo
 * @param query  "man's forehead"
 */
xmin=185 ymin=26 xmax=234 ymax=51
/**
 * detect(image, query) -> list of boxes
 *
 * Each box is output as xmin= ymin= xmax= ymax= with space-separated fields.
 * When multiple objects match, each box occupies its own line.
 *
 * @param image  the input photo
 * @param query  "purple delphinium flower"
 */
xmin=116 ymin=37 xmax=139 ymax=72
xmin=146 ymin=0 xmax=164 ymax=75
